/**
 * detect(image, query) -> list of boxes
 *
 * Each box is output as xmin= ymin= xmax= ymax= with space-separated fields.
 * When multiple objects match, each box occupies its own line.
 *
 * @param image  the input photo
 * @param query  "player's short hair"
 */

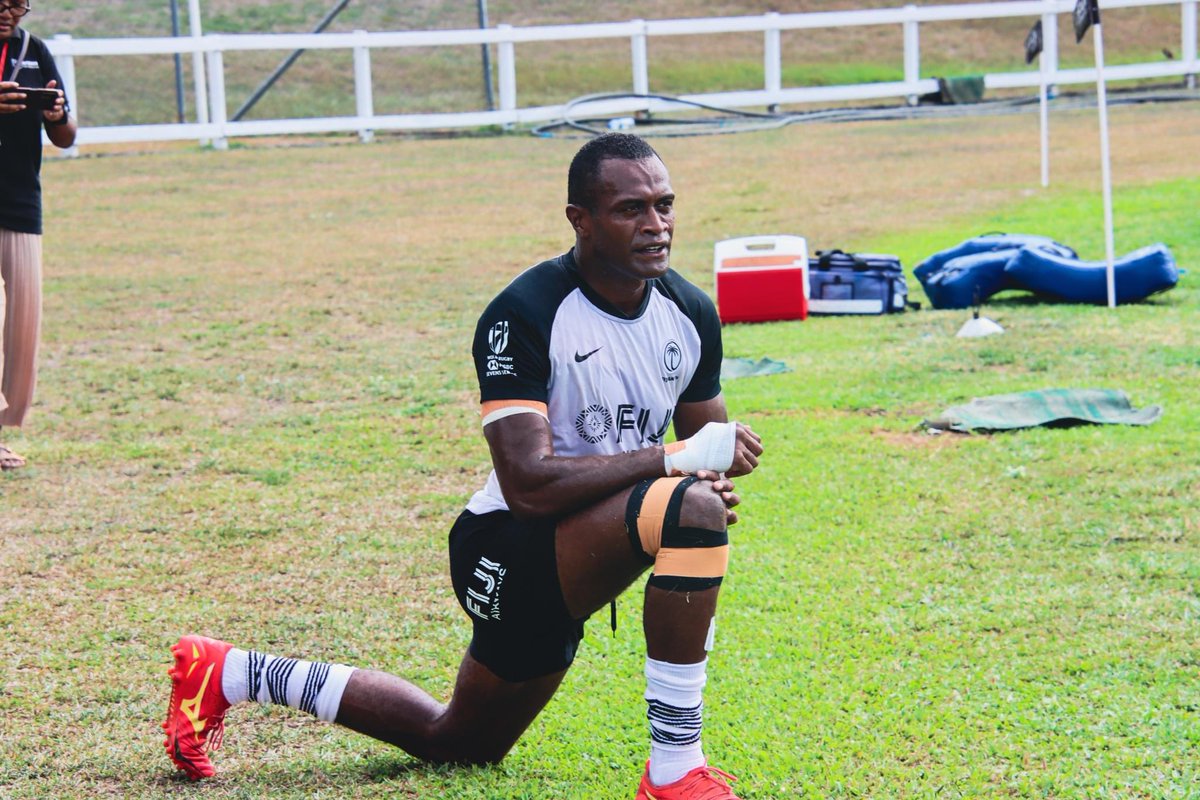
xmin=567 ymin=133 xmax=663 ymax=211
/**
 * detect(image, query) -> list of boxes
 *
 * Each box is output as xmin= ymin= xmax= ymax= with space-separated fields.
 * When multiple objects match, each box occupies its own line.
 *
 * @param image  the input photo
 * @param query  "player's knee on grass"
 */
xmin=415 ymin=739 xmax=507 ymax=767
xmin=625 ymin=476 xmax=729 ymax=592
xmin=443 ymin=738 xmax=511 ymax=767
xmin=419 ymin=720 xmax=518 ymax=766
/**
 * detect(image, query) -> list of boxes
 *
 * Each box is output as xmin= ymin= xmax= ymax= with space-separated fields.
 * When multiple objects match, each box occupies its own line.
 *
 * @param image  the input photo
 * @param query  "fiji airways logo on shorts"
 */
xmin=484 ymin=320 xmax=517 ymax=378
xmin=466 ymin=556 xmax=507 ymax=621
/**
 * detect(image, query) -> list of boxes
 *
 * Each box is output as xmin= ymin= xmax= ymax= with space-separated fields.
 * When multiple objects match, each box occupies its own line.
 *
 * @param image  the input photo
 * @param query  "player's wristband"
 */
xmin=663 ymin=421 xmax=736 ymax=476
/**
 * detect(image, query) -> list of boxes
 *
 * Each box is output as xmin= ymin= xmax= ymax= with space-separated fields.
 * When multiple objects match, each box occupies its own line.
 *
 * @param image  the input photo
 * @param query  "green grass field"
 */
xmin=1 ymin=99 xmax=1198 ymax=798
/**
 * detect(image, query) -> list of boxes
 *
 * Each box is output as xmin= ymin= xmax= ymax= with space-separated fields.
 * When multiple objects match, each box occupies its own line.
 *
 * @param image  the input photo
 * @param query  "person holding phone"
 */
xmin=0 ymin=0 xmax=76 ymax=470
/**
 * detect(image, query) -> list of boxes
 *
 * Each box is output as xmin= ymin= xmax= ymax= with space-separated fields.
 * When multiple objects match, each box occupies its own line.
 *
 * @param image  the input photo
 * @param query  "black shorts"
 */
xmin=448 ymin=509 xmax=585 ymax=682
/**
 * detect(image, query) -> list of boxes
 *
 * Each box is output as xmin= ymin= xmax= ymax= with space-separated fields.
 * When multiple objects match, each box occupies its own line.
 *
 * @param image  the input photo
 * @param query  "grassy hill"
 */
xmin=21 ymin=0 xmax=1188 ymax=128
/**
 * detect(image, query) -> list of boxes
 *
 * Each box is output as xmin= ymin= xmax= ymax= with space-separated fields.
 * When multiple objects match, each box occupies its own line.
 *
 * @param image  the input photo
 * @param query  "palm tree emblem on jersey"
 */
xmin=663 ymin=340 xmax=682 ymax=373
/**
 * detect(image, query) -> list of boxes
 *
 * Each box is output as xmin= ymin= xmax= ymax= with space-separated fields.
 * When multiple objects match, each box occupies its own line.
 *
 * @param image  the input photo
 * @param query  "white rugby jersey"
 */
xmin=466 ymin=250 xmax=723 ymax=515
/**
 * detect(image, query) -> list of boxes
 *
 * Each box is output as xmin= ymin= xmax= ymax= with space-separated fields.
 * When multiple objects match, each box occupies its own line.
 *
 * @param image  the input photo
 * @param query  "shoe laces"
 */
xmin=679 ymin=765 xmax=737 ymax=799
xmin=206 ymin=711 xmax=227 ymax=752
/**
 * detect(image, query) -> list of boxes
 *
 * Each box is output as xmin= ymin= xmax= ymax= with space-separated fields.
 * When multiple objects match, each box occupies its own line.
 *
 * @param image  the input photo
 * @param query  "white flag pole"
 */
xmin=1092 ymin=18 xmax=1117 ymax=308
xmin=1039 ymin=44 xmax=1049 ymax=188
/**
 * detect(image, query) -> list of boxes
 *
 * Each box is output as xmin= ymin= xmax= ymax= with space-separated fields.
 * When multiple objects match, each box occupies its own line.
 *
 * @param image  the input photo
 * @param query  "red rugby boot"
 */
xmin=635 ymin=761 xmax=740 ymax=799
xmin=163 ymin=635 xmax=234 ymax=780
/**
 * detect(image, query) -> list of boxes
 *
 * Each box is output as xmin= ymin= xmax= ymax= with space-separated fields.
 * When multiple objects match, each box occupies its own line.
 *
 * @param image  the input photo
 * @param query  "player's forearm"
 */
xmin=498 ymin=445 xmax=667 ymax=521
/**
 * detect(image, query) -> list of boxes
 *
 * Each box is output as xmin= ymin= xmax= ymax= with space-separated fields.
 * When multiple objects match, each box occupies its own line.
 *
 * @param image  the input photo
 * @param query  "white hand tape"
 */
xmin=663 ymin=421 xmax=736 ymax=476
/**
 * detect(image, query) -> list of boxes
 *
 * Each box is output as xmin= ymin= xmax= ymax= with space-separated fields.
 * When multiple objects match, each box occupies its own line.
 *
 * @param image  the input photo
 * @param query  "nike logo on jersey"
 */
xmin=574 ymin=347 xmax=603 ymax=362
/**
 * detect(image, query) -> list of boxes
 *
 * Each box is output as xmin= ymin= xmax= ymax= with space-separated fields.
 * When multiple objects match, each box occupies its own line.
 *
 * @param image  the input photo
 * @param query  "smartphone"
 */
xmin=21 ymin=88 xmax=60 ymax=111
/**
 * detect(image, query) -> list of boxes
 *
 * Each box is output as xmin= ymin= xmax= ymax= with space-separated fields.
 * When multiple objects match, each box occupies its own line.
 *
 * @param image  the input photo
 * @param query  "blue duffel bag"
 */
xmin=807 ymin=250 xmax=909 ymax=315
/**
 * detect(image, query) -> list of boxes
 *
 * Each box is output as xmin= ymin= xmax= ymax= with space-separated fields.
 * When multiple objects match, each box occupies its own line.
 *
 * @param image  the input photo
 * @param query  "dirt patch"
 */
xmin=873 ymin=427 xmax=965 ymax=447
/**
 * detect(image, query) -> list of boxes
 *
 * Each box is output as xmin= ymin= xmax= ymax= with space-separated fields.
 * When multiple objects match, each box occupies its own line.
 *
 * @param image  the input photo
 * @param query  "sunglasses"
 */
xmin=0 ymin=2 xmax=30 ymax=17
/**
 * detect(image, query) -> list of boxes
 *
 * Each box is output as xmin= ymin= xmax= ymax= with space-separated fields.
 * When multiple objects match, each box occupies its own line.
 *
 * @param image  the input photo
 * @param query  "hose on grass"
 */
xmin=531 ymin=86 xmax=1199 ymax=139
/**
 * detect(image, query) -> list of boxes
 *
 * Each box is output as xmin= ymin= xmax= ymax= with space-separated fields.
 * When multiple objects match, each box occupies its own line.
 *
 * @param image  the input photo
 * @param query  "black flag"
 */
xmin=1074 ymin=0 xmax=1101 ymax=43
xmin=1024 ymin=20 xmax=1044 ymax=64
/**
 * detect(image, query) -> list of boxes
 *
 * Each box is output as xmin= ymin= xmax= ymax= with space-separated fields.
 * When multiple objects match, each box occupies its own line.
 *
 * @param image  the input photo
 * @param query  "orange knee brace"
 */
xmin=625 ymin=476 xmax=729 ymax=591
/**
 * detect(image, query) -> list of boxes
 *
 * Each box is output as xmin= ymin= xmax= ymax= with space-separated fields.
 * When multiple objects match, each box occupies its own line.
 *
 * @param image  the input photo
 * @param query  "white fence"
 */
xmin=47 ymin=0 xmax=1199 ymax=150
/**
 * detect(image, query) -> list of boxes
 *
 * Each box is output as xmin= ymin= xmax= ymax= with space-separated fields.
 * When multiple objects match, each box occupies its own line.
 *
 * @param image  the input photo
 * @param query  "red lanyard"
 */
xmin=0 ymin=41 xmax=9 ymax=83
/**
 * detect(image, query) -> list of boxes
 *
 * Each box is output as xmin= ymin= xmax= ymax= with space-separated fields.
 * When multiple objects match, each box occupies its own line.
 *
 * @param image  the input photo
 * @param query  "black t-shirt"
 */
xmin=0 ymin=29 xmax=68 ymax=235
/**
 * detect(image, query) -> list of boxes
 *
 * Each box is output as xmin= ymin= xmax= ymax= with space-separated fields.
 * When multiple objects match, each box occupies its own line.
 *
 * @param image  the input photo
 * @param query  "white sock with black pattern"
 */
xmin=645 ymin=656 xmax=707 ymax=786
xmin=221 ymin=647 xmax=355 ymax=722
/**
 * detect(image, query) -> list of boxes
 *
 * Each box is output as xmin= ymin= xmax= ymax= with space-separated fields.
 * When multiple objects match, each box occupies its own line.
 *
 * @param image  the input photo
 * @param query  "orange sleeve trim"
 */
xmin=481 ymin=399 xmax=549 ymax=427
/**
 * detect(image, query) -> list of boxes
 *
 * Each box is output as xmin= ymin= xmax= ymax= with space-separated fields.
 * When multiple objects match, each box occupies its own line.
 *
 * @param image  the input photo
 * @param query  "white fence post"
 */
xmin=631 ymin=19 xmax=649 ymax=97
xmin=764 ymin=11 xmax=782 ymax=112
xmin=904 ymin=5 xmax=920 ymax=106
xmin=187 ymin=0 xmax=209 ymax=145
xmin=1184 ymin=1 xmax=1197 ymax=89
xmin=205 ymin=44 xmax=228 ymax=150
xmin=1038 ymin=4 xmax=1054 ymax=187
xmin=52 ymin=34 xmax=79 ymax=157
xmin=1043 ymin=6 xmax=1059 ymax=96
xmin=497 ymin=24 xmax=516 ymax=129
xmin=353 ymin=30 xmax=375 ymax=143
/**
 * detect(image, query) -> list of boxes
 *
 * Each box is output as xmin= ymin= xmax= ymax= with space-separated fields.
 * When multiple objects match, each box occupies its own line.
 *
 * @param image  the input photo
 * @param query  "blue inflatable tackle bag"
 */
xmin=1004 ymin=242 xmax=1179 ymax=305
xmin=921 ymin=248 xmax=1022 ymax=310
xmin=914 ymin=233 xmax=1076 ymax=309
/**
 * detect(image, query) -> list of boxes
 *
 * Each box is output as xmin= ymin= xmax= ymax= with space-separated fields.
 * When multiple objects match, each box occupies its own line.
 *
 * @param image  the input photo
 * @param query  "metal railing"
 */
xmin=46 ymin=0 xmax=1198 ymax=150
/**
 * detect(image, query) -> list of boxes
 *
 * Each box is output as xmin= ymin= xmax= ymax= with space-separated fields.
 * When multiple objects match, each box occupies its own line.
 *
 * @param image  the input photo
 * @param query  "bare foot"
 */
xmin=0 ymin=443 xmax=26 ymax=470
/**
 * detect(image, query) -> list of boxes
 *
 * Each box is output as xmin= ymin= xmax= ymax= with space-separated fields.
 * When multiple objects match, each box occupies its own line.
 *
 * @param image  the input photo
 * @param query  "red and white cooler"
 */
xmin=712 ymin=235 xmax=809 ymax=324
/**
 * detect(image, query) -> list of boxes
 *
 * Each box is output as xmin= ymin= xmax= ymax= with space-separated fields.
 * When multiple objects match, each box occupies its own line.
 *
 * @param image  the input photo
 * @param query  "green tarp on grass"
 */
xmin=923 ymin=388 xmax=1162 ymax=433
xmin=721 ymin=357 xmax=791 ymax=379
